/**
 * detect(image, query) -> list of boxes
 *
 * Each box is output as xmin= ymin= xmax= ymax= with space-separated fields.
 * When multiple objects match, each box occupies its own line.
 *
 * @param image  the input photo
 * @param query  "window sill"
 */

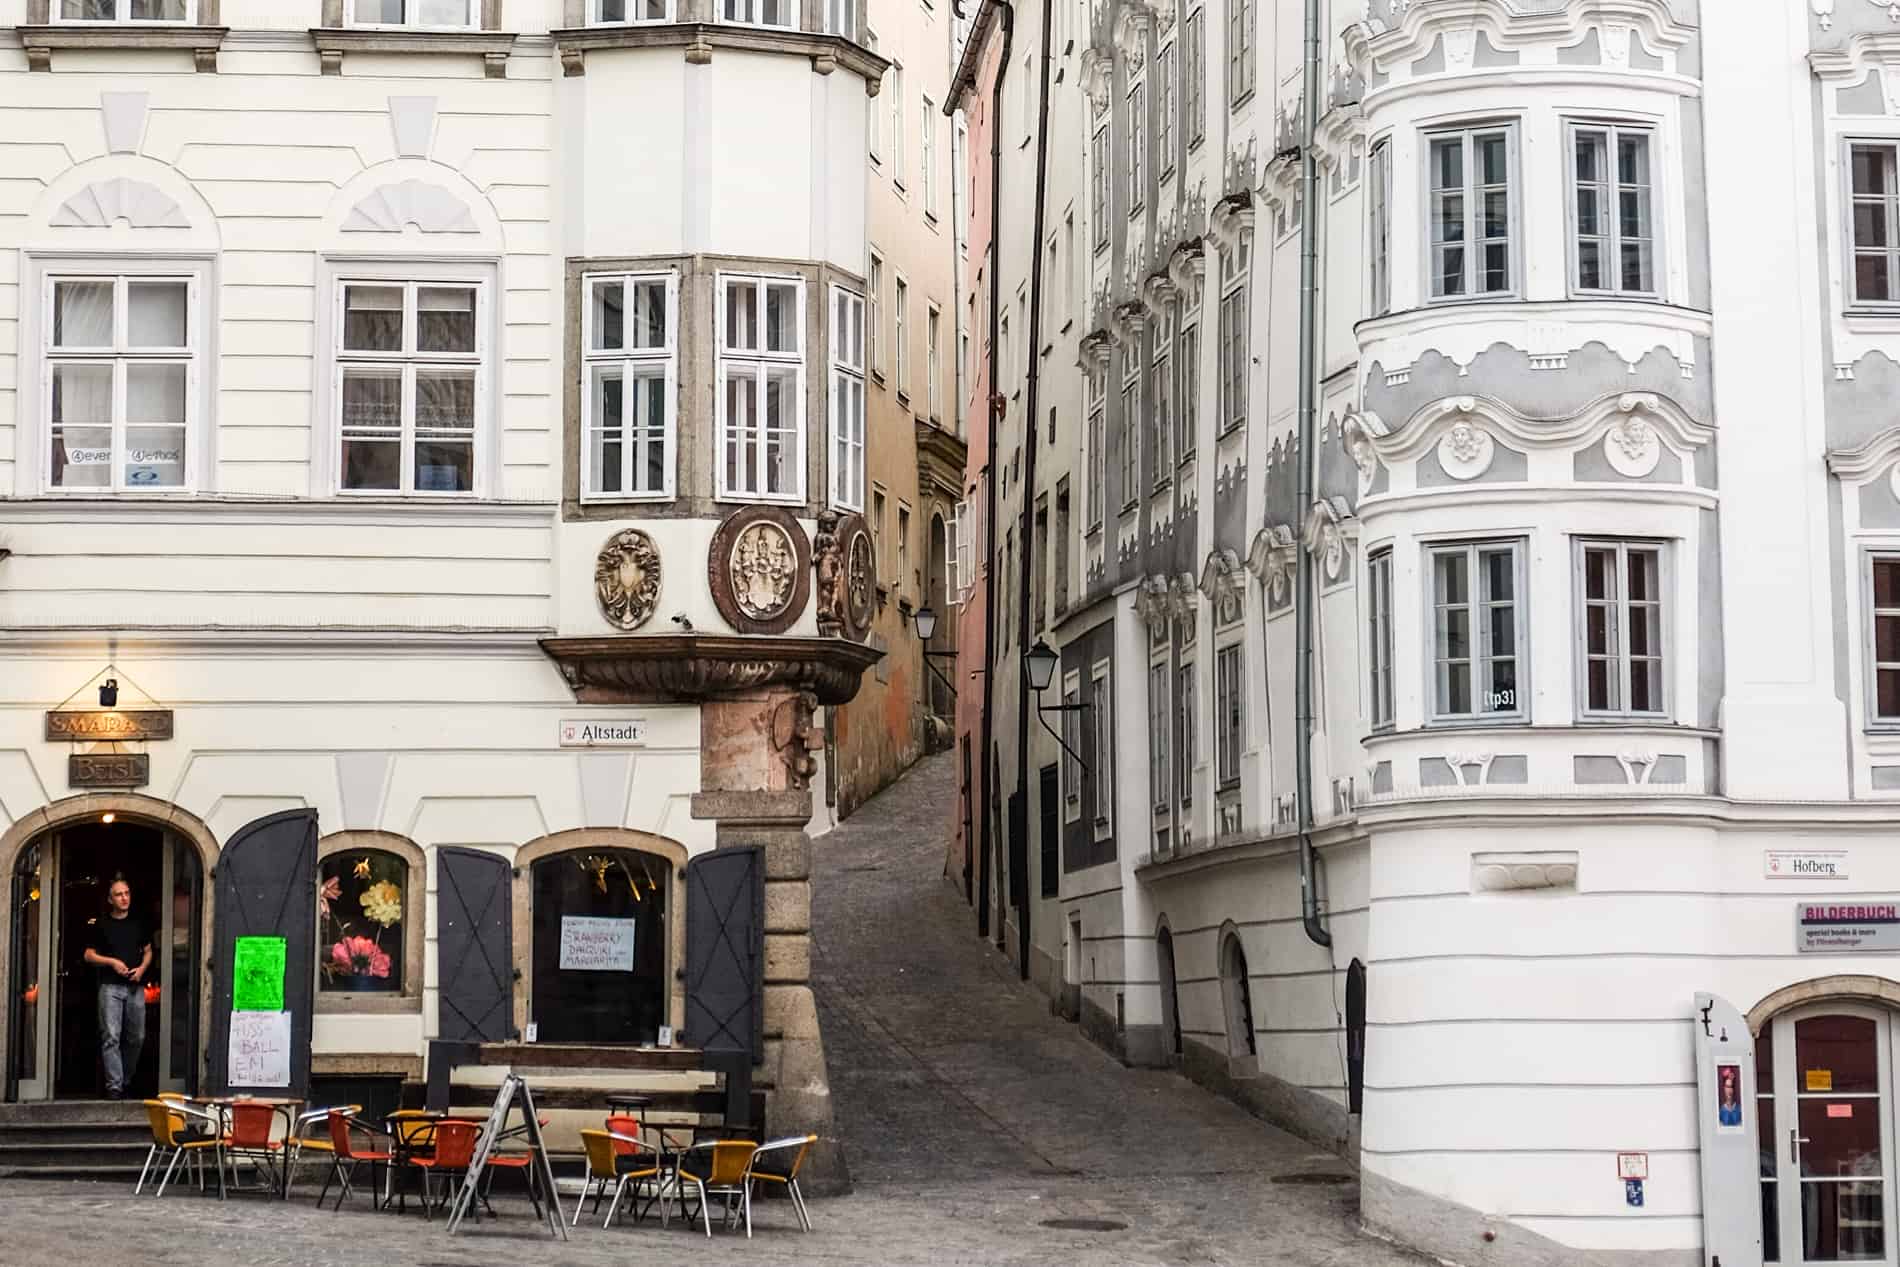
xmin=1085 ymin=523 xmax=1104 ymax=539
xmin=1060 ymin=318 xmax=1073 ymax=335
xmin=1178 ymin=451 xmax=1196 ymax=468
xmin=1188 ymin=134 xmax=1205 ymax=152
xmin=18 ymin=22 xmax=227 ymax=71
xmin=1229 ymin=89 xmax=1255 ymax=113
xmin=551 ymin=22 xmax=887 ymax=87
xmin=580 ymin=492 xmax=675 ymax=506
xmin=713 ymin=490 xmax=807 ymax=507
xmin=311 ymin=26 xmax=516 ymax=77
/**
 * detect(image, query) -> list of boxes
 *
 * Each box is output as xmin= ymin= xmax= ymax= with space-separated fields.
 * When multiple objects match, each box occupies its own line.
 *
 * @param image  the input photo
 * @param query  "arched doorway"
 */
xmin=4 ymin=800 xmax=215 ymax=1102
xmin=1218 ymin=930 xmax=1256 ymax=1062
xmin=927 ymin=512 xmax=951 ymax=716
xmin=1156 ymin=924 xmax=1181 ymax=1060
xmin=1757 ymin=1003 xmax=1899 ymax=1263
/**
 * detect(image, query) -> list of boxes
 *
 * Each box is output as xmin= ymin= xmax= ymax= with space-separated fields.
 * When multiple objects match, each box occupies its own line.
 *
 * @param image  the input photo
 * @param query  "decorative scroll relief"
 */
xmin=51 ymin=178 xmax=187 ymax=229
xmin=343 ymin=179 xmax=477 ymax=234
xmin=1436 ymin=419 xmax=1496 ymax=479
xmin=1304 ymin=497 xmax=1355 ymax=582
xmin=595 ymin=529 xmax=662 ymax=631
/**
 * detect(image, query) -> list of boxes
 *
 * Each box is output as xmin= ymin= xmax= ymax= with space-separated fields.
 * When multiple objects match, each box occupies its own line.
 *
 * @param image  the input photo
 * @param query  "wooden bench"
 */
xmin=422 ymin=1041 xmax=762 ymax=1136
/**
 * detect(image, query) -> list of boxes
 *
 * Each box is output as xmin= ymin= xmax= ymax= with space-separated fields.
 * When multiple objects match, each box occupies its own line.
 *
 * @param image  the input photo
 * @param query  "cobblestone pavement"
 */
xmin=0 ymin=752 xmax=1421 ymax=1266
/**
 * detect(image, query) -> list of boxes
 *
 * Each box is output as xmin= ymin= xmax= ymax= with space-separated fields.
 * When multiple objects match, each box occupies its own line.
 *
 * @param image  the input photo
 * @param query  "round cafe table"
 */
xmin=196 ymin=1096 xmax=303 ymax=1198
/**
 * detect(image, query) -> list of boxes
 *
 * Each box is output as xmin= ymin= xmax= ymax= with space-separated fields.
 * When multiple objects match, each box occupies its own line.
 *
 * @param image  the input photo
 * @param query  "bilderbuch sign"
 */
xmin=1766 ymin=851 xmax=1849 ymax=881
xmin=559 ymin=718 xmax=646 ymax=747
xmin=1798 ymin=902 xmax=1900 ymax=953
xmin=46 ymin=709 xmax=174 ymax=742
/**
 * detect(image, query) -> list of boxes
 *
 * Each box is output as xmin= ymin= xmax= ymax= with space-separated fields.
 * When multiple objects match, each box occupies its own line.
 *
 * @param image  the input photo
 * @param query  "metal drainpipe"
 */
xmin=977 ymin=3 xmax=1014 ymax=946
xmin=1293 ymin=0 xmax=1331 ymax=949
xmin=1012 ymin=0 xmax=1055 ymax=983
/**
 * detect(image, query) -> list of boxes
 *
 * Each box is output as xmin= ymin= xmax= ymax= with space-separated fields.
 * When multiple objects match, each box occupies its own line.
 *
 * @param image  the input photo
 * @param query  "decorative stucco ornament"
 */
xmin=1436 ymin=419 xmax=1495 ymax=480
xmin=729 ymin=520 xmax=799 ymax=623
xmin=1341 ymin=412 xmax=1379 ymax=494
xmin=1888 ymin=461 xmax=1900 ymax=507
xmin=1812 ymin=0 xmax=1834 ymax=30
xmin=593 ymin=529 xmax=662 ymax=631
xmin=812 ymin=509 xmax=845 ymax=637
xmin=841 ymin=516 xmax=878 ymax=643
xmin=1603 ymin=411 xmax=1662 ymax=478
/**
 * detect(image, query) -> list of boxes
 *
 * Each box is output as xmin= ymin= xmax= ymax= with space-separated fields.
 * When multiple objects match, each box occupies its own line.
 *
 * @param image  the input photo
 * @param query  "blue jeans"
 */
xmin=97 ymin=981 xmax=145 ymax=1096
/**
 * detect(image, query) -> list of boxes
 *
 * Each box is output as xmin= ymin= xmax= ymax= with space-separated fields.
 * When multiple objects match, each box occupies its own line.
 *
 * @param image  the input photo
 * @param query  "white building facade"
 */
xmin=967 ymin=0 xmax=1900 ymax=1261
xmin=0 ymin=0 xmax=884 ymax=1180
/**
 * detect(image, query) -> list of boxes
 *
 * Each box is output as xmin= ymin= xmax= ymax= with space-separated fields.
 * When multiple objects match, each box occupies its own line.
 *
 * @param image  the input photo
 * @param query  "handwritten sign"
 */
xmin=232 ymin=936 xmax=286 ymax=1012
xmin=559 ymin=916 xmax=636 ymax=972
xmin=228 ymin=1010 xmax=291 ymax=1088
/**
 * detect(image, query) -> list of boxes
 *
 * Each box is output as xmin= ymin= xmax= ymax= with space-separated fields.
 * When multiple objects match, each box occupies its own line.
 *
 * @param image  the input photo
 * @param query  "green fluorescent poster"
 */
xmin=232 ymin=936 xmax=287 ymax=1012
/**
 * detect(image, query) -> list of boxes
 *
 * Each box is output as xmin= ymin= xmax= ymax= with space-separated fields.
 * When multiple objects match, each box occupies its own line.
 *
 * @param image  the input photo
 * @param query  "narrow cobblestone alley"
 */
xmin=0 ymin=755 xmax=1421 ymax=1267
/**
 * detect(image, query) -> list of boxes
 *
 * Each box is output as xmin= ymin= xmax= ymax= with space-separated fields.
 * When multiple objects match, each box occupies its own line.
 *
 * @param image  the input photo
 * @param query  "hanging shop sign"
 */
xmin=68 ymin=753 xmax=150 ymax=789
xmin=1797 ymin=902 xmax=1900 ymax=953
xmin=46 ymin=709 xmax=173 ymax=742
xmin=1766 ymin=851 xmax=1849 ymax=880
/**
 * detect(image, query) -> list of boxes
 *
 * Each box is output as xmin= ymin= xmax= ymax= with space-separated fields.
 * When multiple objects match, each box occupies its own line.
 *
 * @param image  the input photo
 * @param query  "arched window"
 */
xmin=530 ymin=848 xmax=672 ymax=1044
xmin=318 ymin=848 xmax=409 ymax=994
xmin=1219 ymin=931 xmax=1256 ymax=1059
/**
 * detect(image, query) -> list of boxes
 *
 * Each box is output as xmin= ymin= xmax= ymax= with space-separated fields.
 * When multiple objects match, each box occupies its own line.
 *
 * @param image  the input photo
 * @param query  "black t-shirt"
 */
xmin=90 ymin=914 xmax=149 ymax=988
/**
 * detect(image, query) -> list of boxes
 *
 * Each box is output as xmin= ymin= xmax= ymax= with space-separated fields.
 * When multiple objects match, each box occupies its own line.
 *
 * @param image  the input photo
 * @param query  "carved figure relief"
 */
xmin=772 ymin=690 xmax=821 ymax=790
xmin=839 ymin=513 xmax=877 ymax=642
xmin=1436 ymin=419 xmax=1496 ymax=480
xmin=594 ymin=529 xmax=662 ymax=631
xmin=707 ymin=506 xmax=812 ymax=636
xmin=812 ymin=509 xmax=845 ymax=636
xmin=1602 ymin=412 xmax=1662 ymax=478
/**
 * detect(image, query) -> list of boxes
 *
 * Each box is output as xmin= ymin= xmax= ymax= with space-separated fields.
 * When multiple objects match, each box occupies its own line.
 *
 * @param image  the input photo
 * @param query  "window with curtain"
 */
xmin=1218 ymin=233 xmax=1250 ymax=434
xmin=718 ymin=274 xmax=805 ymax=501
xmin=1091 ymin=664 xmax=1113 ymax=831
xmin=46 ymin=272 xmax=194 ymax=492
xmin=318 ymin=850 xmax=408 ymax=994
xmin=337 ymin=278 xmax=483 ymax=495
xmin=1227 ymin=0 xmax=1254 ymax=105
xmin=583 ymin=273 xmax=675 ymax=500
xmin=55 ymin=0 xmax=194 ymax=19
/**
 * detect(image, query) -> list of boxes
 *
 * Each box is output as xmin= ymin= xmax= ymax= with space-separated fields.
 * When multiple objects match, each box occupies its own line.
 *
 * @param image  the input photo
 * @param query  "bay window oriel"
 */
xmin=335 ymin=276 xmax=485 ymax=495
xmin=717 ymin=272 xmax=805 ymax=502
xmin=829 ymin=285 xmax=866 ymax=512
xmin=44 ymin=269 xmax=199 ymax=493
xmin=1568 ymin=122 xmax=1656 ymax=296
xmin=1850 ymin=142 xmax=1900 ymax=306
xmin=1577 ymin=539 xmax=1667 ymax=719
xmin=582 ymin=271 xmax=677 ymax=501
xmin=1427 ymin=123 xmax=1517 ymax=300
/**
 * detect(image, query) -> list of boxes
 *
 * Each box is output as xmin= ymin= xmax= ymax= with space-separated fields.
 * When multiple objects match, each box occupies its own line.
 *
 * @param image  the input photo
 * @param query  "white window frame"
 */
xmin=589 ymin=0 xmax=674 ymax=22
xmin=926 ymin=303 xmax=942 ymax=423
xmin=346 ymin=0 xmax=477 ymax=29
xmin=894 ymin=274 xmax=910 ymax=398
xmin=1425 ymin=538 xmax=1528 ymax=724
xmin=828 ymin=284 xmax=866 ymax=512
xmin=37 ymin=262 xmax=207 ymax=496
xmin=715 ymin=271 xmax=807 ymax=504
xmin=1368 ymin=547 xmax=1394 ymax=729
xmin=580 ymin=270 xmax=678 ymax=502
xmin=1850 ymin=140 xmax=1900 ymax=309
xmin=1157 ymin=41 xmax=1177 ymax=180
xmin=922 ymin=94 xmax=939 ymax=218
xmin=1178 ymin=294 xmax=1199 ymax=465
xmin=1575 ymin=538 xmax=1670 ymax=720
xmin=1062 ymin=669 xmax=1084 ymax=821
xmin=1091 ymin=660 xmax=1114 ymax=836
xmin=866 ymin=251 xmax=883 ymax=379
xmin=1119 ymin=350 xmax=1140 ymax=512
xmin=823 ymin=0 xmax=855 ymax=37
xmin=721 ymin=0 xmax=798 ymax=28
xmin=1566 ymin=120 xmax=1659 ymax=299
xmin=1177 ymin=659 xmax=1196 ymax=809
xmin=1086 ymin=365 xmax=1106 ymax=531
xmin=1214 ymin=640 xmax=1243 ymax=790
xmin=1149 ymin=660 xmax=1171 ymax=814
xmin=1185 ymin=7 xmax=1205 ymax=147
xmin=866 ymin=29 xmax=882 ymax=164
xmin=50 ymin=0 xmax=197 ymax=22
xmin=1217 ymin=232 xmax=1250 ymax=435
xmin=1226 ymin=0 xmax=1253 ymax=106
xmin=1425 ymin=122 xmax=1520 ymax=302
xmin=1868 ymin=553 xmax=1900 ymax=727
xmin=890 ymin=61 xmax=907 ymax=193
xmin=328 ymin=264 xmax=493 ymax=499
xmin=1151 ymin=307 xmax=1173 ymax=487
xmin=1368 ymin=137 xmax=1392 ymax=317
xmin=1127 ymin=80 xmax=1147 ymax=217
xmin=1091 ymin=122 xmax=1111 ymax=252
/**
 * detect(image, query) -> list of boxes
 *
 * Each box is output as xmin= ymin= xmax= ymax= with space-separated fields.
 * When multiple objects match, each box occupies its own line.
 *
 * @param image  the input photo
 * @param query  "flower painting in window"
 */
xmin=318 ymin=851 xmax=406 ymax=993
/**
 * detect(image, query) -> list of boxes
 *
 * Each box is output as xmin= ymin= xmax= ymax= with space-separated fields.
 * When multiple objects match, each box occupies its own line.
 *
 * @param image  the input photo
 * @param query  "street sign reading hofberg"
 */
xmin=45 ymin=709 xmax=173 ymax=742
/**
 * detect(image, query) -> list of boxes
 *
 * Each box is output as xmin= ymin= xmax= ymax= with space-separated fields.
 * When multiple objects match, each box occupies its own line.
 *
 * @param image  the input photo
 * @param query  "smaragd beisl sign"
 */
xmin=45 ymin=709 xmax=174 ymax=742
xmin=1798 ymin=902 xmax=1900 ymax=953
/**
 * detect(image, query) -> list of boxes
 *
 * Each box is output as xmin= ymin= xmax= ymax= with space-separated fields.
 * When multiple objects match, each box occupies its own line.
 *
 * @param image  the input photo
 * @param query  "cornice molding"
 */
xmin=1344 ymin=0 xmax=1693 ymax=76
xmin=550 ymin=22 xmax=887 ymax=89
xmin=1812 ymin=30 xmax=1900 ymax=82
xmin=17 ymin=22 xmax=227 ymax=71
xmin=1363 ymin=389 xmax=1714 ymax=465
xmin=1827 ymin=425 xmax=1900 ymax=481
xmin=540 ymin=633 xmax=882 ymax=707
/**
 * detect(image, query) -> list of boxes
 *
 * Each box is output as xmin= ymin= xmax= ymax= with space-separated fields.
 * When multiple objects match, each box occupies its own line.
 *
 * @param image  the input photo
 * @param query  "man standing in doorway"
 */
xmin=83 ymin=877 xmax=151 ymax=1100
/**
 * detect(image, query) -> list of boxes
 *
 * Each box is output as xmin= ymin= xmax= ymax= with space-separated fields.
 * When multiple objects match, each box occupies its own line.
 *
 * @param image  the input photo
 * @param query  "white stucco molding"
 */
xmin=1341 ymin=412 xmax=1381 ymax=496
xmin=1811 ymin=30 xmax=1900 ymax=82
xmin=50 ymin=178 xmax=189 ymax=230
xmin=1141 ymin=270 xmax=1180 ymax=323
xmin=1364 ymin=390 xmax=1714 ymax=466
xmin=343 ymin=179 xmax=480 ymax=235
xmin=1826 ymin=426 xmax=1900 ymax=485
xmin=1303 ymin=496 xmax=1358 ymax=583
xmin=1342 ymin=0 xmax=1693 ymax=78
xmin=1079 ymin=45 xmax=1115 ymax=113
xmin=1246 ymin=524 xmax=1299 ymax=603
xmin=1111 ymin=301 xmax=1149 ymax=353
xmin=1166 ymin=236 xmax=1207 ymax=293
xmin=1208 ymin=192 xmax=1255 ymax=254
xmin=1134 ymin=574 xmax=1172 ymax=632
xmin=319 ymin=158 xmax=504 ymax=253
xmin=1358 ymin=298 xmax=1710 ymax=385
xmin=26 ymin=154 xmax=221 ymax=252
xmin=1313 ymin=102 xmax=1366 ymax=174
xmin=1111 ymin=6 xmax=1153 ymax=64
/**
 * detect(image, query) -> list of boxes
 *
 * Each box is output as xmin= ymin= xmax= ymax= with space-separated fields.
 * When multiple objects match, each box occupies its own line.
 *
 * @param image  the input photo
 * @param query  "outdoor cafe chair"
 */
xmin=674 ymin=1139 xmax=760 ymax=1238
xmin=481 ymin=1122 xmax=551 ymax=1221
xmin=384 ymin=1110 xmax=439 ymax=1211
xmin=285 ymin=1103 xmax=360 ymax=1197
xmin=224 ymin=1100 xmax=291 ymax=1198
xmin=408 ymin=1118 xmax=479 ymax=1221
xmin=315 ymin=1110 xmax=393 ymax=1213
xmin=575 ymin=1129 xmax=667 ymax=1231
xmin=744 ymin=1134 xmax=818 ymax=1232
xmin=137 ymin=1099 xmax=224 ymax=1200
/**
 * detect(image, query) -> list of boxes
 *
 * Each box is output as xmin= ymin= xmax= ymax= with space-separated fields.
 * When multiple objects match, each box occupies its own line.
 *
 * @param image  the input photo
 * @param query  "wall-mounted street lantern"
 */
xmin=913 ymin=604 xmax=959 ymax=703
xmin=1023 ymin=639 xmax=1088 ymax=770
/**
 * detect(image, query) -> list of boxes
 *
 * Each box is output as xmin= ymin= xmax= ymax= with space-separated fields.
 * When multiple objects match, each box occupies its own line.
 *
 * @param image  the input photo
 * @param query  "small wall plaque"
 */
xmin=69 ymin=752 xmax=150 ymax=789
xmin=46 ymin=709 xmax=173 ymax=742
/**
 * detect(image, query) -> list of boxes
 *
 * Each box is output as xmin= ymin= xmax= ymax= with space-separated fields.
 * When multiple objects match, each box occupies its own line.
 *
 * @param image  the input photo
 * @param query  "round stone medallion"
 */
xmin=838 ymin=513 xmax=877 ymax=642
xmin=708 ymin=506 xmax=812 ymax=635
xmin=594 ymin=528 xmax=662 ymax=631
